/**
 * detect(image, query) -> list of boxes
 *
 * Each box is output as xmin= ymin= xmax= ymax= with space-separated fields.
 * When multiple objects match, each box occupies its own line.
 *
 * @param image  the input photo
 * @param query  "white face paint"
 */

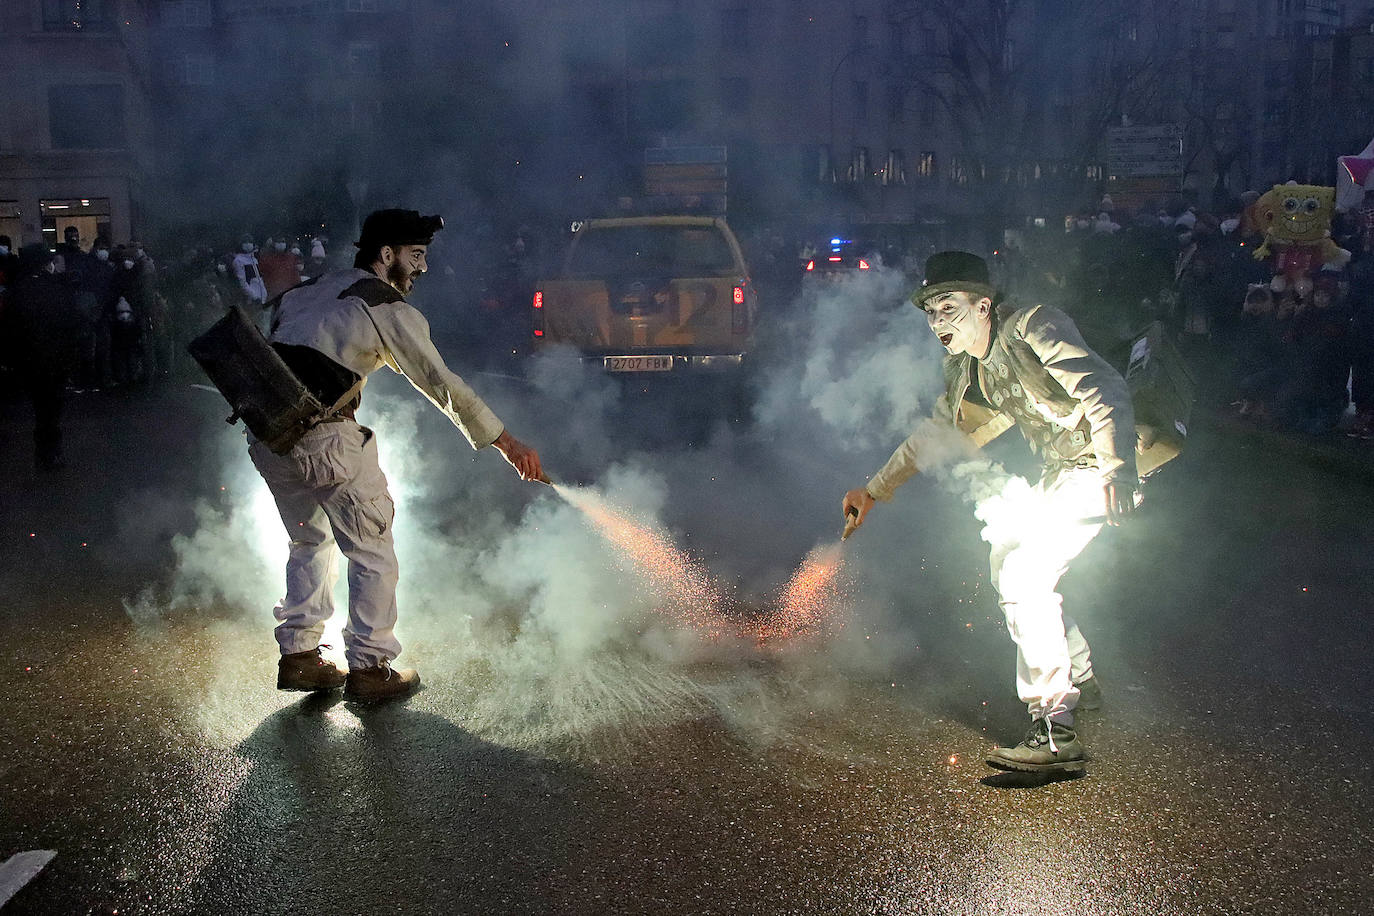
xmin=922 ymin=290 xmax=993 ymax=357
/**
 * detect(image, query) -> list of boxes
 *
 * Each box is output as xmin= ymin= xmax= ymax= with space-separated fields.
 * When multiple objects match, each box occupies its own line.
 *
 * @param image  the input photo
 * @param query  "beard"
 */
xmin=386 ymin=260 xmax=416 ymax=295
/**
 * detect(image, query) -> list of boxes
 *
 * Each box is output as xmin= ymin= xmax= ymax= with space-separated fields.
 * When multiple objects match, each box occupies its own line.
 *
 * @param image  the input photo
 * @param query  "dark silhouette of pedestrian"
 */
xmin=3 ymin=244 xmax=82 ymax=470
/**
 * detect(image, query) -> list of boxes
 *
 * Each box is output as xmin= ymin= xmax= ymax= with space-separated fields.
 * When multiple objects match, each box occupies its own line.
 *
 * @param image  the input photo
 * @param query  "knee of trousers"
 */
xmin=992 ymin=552 xmax=1061 ymax=604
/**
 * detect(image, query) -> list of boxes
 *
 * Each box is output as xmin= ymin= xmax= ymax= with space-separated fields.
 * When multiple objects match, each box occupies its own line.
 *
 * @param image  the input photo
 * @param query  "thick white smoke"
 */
xmin=133 ymin=263 xmax=1039 ymax=751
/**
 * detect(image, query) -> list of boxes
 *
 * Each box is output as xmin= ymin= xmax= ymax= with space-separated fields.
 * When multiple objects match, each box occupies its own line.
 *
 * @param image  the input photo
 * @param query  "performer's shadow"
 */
xmin=980 ymin=768 xmax=1087 ymax=789
xmin=179 ymin=691 xmax=591 ymax=914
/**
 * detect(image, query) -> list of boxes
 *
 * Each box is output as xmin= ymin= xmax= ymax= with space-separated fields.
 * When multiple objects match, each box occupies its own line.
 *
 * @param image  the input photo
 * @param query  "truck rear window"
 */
xmin=566 ymin=226 xmax=736 ymax=278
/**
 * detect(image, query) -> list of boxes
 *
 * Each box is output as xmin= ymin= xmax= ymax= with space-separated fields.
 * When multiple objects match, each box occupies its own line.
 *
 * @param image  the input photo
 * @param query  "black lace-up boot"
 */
xmin=344 ymin=659 xmax=420 ymax=703
xmin=277 ymin=646 xmax=346 ymax=692
xmin=986 ymin=718 xmax=1086 ymax=773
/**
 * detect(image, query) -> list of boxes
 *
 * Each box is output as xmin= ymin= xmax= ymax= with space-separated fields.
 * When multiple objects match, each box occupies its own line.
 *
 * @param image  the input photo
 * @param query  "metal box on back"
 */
xmin=1118 ymin=322 xmax=1195 ymax=477
xmin=186 ymin=305 xmax=325 ymax=455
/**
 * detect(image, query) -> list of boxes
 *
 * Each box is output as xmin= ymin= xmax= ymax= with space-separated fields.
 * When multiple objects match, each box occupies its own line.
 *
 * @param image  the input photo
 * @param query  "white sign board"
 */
xmin=1107 ymin=125 xmax=1183 ymax=179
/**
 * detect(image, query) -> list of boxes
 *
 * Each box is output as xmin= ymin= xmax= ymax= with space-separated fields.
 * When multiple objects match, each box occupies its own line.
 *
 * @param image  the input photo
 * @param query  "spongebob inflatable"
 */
xmin=1250 ymin=182 xmax=1350 ymax=299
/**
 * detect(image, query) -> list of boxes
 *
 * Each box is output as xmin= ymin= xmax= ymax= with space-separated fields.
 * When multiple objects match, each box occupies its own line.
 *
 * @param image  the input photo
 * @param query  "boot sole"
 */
xmin=277 ymin=679 xmax=345 ymax=692
xmin=343 ymin=681 xmax=422 ymax=703
xmin=985 ymin=754 xmax=1086 ymax=774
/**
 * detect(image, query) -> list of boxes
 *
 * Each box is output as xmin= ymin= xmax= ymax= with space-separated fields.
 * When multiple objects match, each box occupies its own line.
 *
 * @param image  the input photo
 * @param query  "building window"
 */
xmin=48 ymin=85 xmax=125 ymax=149
xmin=41 ymin=198 xmax=112 ymax=249
xmin=847 ymin=146 xmax=870 ymax=182
xmin=348 ymin=41 xmax=380 ymax=76
xmin=42 ymin=0 xmax=112 ymax=31
xmin=722 ymin=8 xmax=748 ymax=50
xmin=719 ymin=77 xmax=751 ymax=115
xmin=177 ymin=53 xmax=216 ymax=86
xmin=883 ymin=149 xmax=906 ymax=186
xmin=809 ymin=145 xmax=831 ymax=185
xmin=950 ymin=154 xmax=968 ymax=186
xmin=161 ymin=0 xmax=211 ymax=27
xmin=918 ymin=150 xmax=936 ymax=178
xmin=0 ymin=201 xmax=22 ymax=248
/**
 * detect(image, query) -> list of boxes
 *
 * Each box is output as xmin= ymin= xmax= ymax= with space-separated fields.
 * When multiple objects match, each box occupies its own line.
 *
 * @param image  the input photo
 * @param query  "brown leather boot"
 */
xmin=344 ymin=660 xmax=421 ymax=703
xmin=277 ymin=646 xmax=346 ymax=692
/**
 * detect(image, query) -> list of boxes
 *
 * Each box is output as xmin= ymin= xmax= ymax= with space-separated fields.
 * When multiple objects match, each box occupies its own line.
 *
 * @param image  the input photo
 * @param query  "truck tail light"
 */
xmin=805 ymin=260 xmax=815 ymax=271
xmin=858 ymin=259 xmax=870 ymax=269
xmin=532 ymin=290 xmax=544 ymax=338
xmin=732 ymin=283 xmax=747 ymax=333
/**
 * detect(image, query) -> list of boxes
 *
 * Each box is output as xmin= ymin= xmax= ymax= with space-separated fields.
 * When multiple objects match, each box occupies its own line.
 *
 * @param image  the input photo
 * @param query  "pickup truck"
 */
xmin=532 ymin=215 xmax=758 ymax=374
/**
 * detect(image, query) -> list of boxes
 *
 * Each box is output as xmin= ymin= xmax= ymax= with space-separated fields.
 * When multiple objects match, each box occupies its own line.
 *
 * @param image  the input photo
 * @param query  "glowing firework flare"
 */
xmin=745 ymin=544 xmax=852 ymax=644
xmin=553 ymin=484 xmax=733 ymax=639
xmin=550 ymin=485 xmax=852 ymax=646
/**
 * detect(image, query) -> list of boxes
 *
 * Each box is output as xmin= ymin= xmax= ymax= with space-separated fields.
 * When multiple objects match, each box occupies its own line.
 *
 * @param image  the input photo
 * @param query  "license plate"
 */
xmin=604 ymin=355 xmax=673 ymax=372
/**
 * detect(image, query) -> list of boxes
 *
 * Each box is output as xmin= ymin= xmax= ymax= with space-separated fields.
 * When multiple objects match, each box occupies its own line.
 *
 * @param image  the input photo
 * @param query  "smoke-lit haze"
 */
xmin=127 ymin=264 xmax=1042 ymax=752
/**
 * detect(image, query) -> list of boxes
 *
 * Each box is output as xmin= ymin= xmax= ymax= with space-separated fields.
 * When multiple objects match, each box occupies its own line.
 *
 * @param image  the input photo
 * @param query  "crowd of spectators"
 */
xmin=999 ymin=193 xmax=1374 ymax=443
xmin=0 ymin=227 xmax=333 ymax=470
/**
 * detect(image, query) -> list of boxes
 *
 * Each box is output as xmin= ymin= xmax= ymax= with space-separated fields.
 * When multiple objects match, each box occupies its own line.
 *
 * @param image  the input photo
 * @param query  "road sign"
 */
xmin=1107 ymin=125 xmax=1183 ymax=179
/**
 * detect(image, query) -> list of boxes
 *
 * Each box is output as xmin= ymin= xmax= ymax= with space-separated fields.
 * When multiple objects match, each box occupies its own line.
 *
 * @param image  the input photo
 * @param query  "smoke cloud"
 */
xmin=131 ymin=263 xmax=1041 ymax=752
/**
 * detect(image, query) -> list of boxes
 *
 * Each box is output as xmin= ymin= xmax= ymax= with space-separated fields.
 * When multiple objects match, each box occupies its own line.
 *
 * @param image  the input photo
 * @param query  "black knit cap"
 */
xmin=355 ymin=209 xmax=445 ymax=249
xmin=910 ymin=250 xmax=998 ymax=307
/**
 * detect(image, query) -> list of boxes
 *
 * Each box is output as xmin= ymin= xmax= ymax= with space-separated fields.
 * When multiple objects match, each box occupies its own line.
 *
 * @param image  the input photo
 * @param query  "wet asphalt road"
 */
xmin=2 ymin=378 xmax=1374 ymax=916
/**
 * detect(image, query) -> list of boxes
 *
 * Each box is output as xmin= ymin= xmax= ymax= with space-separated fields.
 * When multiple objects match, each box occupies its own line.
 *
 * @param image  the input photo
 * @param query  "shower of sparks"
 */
xmin=552 ymin=486 xmax=852 ymax=646
xmin=554 ymin=484 xmax=733 ymax=640
xmin=744 ymin=544 xmax=852 ymax=645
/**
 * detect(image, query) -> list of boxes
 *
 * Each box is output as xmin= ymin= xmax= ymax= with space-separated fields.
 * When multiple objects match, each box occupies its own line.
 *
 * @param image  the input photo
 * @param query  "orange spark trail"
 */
xmin=555 ymin=485 xmax=733 ymax=639
xmin=744 ymin=544 xmax=851 ymax=644
xmin=553 ymin=485 xmax=851 ymax=646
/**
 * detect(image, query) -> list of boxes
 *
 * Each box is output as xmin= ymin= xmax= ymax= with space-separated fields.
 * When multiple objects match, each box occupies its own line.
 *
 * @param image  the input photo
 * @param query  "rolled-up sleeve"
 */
xmin=1020 ymin=306 xmax=1137 ymax=481
xmin=368 ymin=301 xmax=505 ymax=449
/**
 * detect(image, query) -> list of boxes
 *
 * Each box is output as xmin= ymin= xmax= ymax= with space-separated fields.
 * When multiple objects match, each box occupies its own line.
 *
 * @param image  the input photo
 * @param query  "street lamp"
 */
xmin=828 ymin=42 xmax=877 ymax=181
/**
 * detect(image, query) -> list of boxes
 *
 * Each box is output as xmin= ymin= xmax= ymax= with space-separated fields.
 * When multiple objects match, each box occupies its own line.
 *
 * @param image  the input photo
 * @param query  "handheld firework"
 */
xmin=841 ymin=505 xmax=860 ymax=541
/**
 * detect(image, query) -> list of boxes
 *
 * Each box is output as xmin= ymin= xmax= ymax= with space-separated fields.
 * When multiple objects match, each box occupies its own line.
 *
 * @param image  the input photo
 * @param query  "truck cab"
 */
xmin=532 ymin=216 xmax=758 ymax=374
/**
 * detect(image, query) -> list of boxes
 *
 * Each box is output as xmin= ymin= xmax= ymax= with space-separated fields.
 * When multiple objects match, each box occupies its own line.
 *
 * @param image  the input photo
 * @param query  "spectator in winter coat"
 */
xmin=232 ymin=235 xmax=267 ymax=306
xmin=258 ymin=236 xmax=304 ymax=300
xmin=4 ymin=244 xmax=82 ymax=469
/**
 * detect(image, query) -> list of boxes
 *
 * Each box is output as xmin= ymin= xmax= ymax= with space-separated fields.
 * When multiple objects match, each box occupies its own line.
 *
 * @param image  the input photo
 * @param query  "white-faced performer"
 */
xmin=842 ymin=250 xmax=1139 ymax=775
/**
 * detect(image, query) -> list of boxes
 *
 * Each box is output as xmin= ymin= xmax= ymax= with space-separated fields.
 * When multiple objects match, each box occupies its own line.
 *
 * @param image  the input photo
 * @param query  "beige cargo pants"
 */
xmin=249 ymin=419 xmax=401 ymax=670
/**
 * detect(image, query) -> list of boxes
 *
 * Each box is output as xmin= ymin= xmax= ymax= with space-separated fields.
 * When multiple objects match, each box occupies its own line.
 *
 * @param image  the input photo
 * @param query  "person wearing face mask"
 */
xmin=78 ymin=240 xmax=118 ymax=388
xmin=109 ymin=246 xmax=148 ymax=385
xmin=304 ymin=237 xmax=329 ymax=280
xmin=232 ymin=234 xmax=267 ymax=306
xmin=3 ymin=244 xmax=82 ymax=470
xmin=258 ymin=234 xmax=303 ymax=300
xmin=249 ymin=209 xmax=548 ymax=702
xmin=841 ymin=251 xmax=1139 ymax=778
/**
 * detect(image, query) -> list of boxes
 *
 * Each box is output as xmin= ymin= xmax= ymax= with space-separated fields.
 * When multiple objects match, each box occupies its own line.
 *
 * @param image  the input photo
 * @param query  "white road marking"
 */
xmin=0 ymin=850 xmax=56 ymax=907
